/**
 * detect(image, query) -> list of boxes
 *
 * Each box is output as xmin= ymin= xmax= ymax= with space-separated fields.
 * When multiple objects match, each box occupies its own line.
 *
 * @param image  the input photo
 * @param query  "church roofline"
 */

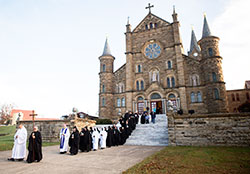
xmin=132 ymin=12 xmax=170 ymax=33
xmin=114 ymin=63 xmax=126 ymax=74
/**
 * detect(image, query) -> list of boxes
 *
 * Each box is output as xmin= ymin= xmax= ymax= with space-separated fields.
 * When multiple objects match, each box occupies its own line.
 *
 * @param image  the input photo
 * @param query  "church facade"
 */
xmin=98 ymin=7 xmax=228 ymax=119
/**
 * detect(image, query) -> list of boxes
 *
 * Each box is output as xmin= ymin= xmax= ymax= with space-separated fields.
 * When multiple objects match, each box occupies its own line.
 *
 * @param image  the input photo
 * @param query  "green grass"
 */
xmin=123 ymin=146 xmax=250 ymax=174
xmin=0 ymin=126 xmax=59 ymax=151
xmin=0 ymin=125 xmax=16 ymax=151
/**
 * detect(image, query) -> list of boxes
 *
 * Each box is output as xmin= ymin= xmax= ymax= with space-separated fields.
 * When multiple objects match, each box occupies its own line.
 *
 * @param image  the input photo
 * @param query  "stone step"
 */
xmin=125 ymin=114 xmax=169 ymax=146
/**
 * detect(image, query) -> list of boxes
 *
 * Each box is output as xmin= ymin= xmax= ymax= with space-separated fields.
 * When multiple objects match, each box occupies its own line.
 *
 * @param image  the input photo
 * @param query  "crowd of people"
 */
xmin=64 ymin=111 xmax=139 ymax=155
xmin=7 ymin=110 xmax=157 ymax=162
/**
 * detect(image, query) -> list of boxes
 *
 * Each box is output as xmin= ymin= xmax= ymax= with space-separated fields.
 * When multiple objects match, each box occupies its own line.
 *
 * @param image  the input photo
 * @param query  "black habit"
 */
xmin=27 ymin=131 xmax=42 ymax=163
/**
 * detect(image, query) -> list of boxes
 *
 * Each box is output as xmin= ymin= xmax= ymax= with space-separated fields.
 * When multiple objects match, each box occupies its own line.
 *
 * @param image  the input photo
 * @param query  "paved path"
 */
xmin=0 ymin=145 xmax=164 ymax=174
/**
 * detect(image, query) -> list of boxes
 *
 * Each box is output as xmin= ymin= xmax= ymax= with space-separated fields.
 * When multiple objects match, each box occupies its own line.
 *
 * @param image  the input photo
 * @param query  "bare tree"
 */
xmin=0 ymin=104 xmax=14 ymax=125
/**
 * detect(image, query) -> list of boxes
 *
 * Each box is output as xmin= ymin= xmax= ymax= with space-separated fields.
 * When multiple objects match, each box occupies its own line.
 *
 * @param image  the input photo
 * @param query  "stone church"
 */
xmin=99 ymin=5 xmax=228 ymax=119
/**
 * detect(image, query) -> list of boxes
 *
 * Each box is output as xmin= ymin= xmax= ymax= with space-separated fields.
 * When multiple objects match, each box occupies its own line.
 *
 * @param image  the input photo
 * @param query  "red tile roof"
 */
xmin=10 ymin=109 xmax=59 ymax=121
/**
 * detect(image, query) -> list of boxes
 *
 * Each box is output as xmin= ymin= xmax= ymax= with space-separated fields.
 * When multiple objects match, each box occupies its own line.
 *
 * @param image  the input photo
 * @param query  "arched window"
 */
xmin=138 ymin=65 xmax=142 ymax=73
xmin=167 ymin=61 xmax=172 ymax=69
xmin=214 ymin=88 xmax=219 ymax=99
xmin=168 ymin=94 xmax=176 ymax=99
xmin=102 ymin=97 xmax=105 ymax=106
xmin=191 ymin=92 xmax=196 ymax=103
xmin=151 ymin=93 xmax=161 ymax=99
xmin=150 ymin=23 xmax=153 ymax=29
xmin=154 ymin=23 xmax=158 ymax=28
xmin=197 ymin=91 xmax=202 ymax=102
xmin=136 ymin=81 xmax=139 ymax=90
xmin=117 ymin=98 xmax=121 ymax=107
xmin=246 ymin=92 xmax=250 ymax=100
xmin=141 ymin=81 xmax=144 ymax=90
xmin=138 ymin=96 xmax=143 ymax=101
xmin=145 ymin=24 xmax=148 ymax=30
xmin=121 ymin=97 xmax=125 ymax=107
xmin=102 ymin=64 xmax=106 ymax=72
xmin=208 ymin=48 xmax=213 ymax=57
xmin=171 ymin=77 xmax=175 ymax=87
xmin=102 ymin=84 xmax=105 ymax=93
xmin=231 ymin=93 xmax=235 ymax=101
xmin=236 ymin=93 xmax=240 ymax=101
xmin=167 ymin=77 xmax=171 ymax=88
xmin=212 ymin=72 xmax=217 ymax=82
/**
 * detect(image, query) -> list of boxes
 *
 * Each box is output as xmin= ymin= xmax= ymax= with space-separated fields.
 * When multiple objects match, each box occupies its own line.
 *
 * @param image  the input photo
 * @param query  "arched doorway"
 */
xmin=150 ymin=93 xmax=163 ymax=114
xmin=137 ymin=96 xmax=145 ymax=114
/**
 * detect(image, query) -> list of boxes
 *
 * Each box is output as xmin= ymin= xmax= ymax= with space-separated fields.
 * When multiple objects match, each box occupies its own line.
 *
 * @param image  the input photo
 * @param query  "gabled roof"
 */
xmin=133 ymin=13 xmax=170 ymax=33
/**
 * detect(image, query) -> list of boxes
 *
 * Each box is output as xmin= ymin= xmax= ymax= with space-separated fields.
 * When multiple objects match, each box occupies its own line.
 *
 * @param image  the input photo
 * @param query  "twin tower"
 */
xmin=98 ymin=8 xmax=228 ymax=119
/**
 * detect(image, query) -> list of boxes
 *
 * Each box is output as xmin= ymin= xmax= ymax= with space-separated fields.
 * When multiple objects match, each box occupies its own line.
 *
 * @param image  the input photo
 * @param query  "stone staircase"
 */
xmin=125 ymin=114 xmax=168 ymax=146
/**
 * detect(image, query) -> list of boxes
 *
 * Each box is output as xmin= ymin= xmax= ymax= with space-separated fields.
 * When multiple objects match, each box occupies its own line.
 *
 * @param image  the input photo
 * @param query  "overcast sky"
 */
xmin=0 ymin=0 xmax=249 ymax=118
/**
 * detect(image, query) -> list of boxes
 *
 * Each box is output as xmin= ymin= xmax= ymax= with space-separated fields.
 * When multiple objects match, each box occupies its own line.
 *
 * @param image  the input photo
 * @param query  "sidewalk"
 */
xmin=0 ymin=145 xmax=163 ymax=174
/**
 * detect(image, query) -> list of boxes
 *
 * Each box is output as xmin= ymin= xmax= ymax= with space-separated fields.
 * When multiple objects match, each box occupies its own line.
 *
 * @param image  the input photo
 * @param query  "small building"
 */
xmin=226 ymin=81 xmax=250 ymax=112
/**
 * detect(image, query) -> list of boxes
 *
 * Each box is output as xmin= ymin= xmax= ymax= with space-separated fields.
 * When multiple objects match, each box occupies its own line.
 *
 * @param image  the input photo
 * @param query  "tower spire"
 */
xmin=189 ymin=27 xmax=200 ymax=54
xmin=202 ymin=13 xmax=212 ymax=38
xmin=102 ymin=37 xmax=112 ymax=56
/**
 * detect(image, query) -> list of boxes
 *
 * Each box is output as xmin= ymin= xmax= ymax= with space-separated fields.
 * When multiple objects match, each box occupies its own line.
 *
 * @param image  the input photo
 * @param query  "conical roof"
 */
xmin=202 ymin=15 xmax=212 ymax=38
xmin=190 ymin=28 xmax=200 ymax=53
xmin=102 ymin=38 xmax=112 ymax=56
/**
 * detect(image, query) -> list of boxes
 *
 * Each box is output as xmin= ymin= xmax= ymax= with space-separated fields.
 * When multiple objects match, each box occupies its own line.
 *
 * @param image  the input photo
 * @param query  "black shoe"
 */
xmin=8 ymin=158 xmax=15 ymax=161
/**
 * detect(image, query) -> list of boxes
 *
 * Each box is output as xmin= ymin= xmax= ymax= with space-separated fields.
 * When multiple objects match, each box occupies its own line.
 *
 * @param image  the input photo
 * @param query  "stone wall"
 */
xmin=18 ymin=120 xmax=70 ymax=143
xmin=18 ymin=118 xmax=96 ymax=142
xmin=168 ymin=113 xmax=250 ymax=146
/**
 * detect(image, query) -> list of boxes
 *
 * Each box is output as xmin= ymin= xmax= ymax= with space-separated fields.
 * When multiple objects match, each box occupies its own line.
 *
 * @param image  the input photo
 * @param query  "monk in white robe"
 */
xmin=8 ymin=124 xmax=27 ymax=161
xmin=100 ymin=128 xmax=107 ymax=149
xmin=92 ymin=129 xmax=99 ymax=151
xmin=59 ymin=124 xmax=70 ymax=154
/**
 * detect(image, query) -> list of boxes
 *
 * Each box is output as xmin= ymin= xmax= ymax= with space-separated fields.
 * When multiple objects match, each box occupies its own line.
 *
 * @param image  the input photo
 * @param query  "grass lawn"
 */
xmin=0 ymin=126 xmax=59 ymax=151
xmin=123 ymin=146 xmax=250 ymax=174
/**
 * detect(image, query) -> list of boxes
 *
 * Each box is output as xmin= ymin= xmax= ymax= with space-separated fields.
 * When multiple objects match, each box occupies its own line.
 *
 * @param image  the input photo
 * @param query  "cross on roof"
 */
xmin=145 ymin=3 xmax=154 ymax=13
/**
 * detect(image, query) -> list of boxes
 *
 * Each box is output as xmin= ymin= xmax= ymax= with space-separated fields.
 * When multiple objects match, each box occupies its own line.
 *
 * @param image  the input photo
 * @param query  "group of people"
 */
xmin=60 ymin=111 xmax=139 ymax=155
xmin=8 ymin=124 xmax=43 ymax=163
xmin=8 ymin=110 xmax=155 ymax=162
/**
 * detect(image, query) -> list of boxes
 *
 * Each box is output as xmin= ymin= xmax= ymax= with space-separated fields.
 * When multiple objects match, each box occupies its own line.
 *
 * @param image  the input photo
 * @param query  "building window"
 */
xmin=102 ymin=64 xmax=106 ymax=72
xmin=167 ymin=77 xmax=171 ymax=88
xmin=141 ymin=81 xmax=144 ymax=90
xmin=117 ymin=98 xmax=121 ymax=107
xmin=154 ymin=23 xmax=157 ymax=28
xmin=102 ymin=84 xmax=105 ymax=93
xmin=137 ymin=65 xmax=142 ymax=73
xmin=167 ymin=61 xmax=172 ymax=69
xmin=191 ymin=92 xmax=196 ymax=103
xmin=138 ymin=96 xmax=143 ymax=101
xmin=212 ymin=72 xmax=217 ymax=82
xmin=145 ymin=24 xmax=148 ymax=30
xmin=150 ymin=23 xmax=153 ymax=29
xmin=151 ymin=93 xmax=161 ymax=99
xmin=236 ymin=93 xmax=240 ymax=101
xmin=197 ymin=91 xmax=202 ymax=102
xmin=102 ymin=98 xmax=105 ymax=106
xmin=171 ymin=77 xmax=175 ymax=87
xmin=214 ymin=88 xmax=219 ymax=99
xmin=136 ymin=81 xmax=139 ymax=90
xmin=246 ymin=93 xmax=250 ymax=100
xmin=231 ymin=93 xmax=235 ymax=101
xmin=190 ymin=75 xmax=200 ymax=86
xmin=121 ymin=97 xmax=125 ymax=107
xmin=208 ymin=48 xmax=213 ymax=57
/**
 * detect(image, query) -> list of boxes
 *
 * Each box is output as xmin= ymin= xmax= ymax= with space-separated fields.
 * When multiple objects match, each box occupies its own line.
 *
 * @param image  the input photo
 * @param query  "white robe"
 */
xmin=99 ymin=130 xmax=107 ymax=148
xmin=11 ymin=127 xmax=27 ymax=159
xmin=92 ymin=131 xmax=99 ymax=150
xmin=60 ymin=127 xmax=70 ymax=152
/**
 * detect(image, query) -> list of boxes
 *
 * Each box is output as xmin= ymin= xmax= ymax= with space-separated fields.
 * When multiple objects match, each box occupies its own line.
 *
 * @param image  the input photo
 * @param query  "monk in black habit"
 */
xmin=79 ymin=127 xmax=91 ymax=152
xmin=69 ymin=126 xmax=80 ymax=155
xmin=27 ymin=126 xmax=42 ymax=163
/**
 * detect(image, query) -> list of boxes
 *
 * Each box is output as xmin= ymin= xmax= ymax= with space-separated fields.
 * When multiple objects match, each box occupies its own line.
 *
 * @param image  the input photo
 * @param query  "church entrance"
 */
xmin=150 ymin=101 xmax=162 ymax=114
